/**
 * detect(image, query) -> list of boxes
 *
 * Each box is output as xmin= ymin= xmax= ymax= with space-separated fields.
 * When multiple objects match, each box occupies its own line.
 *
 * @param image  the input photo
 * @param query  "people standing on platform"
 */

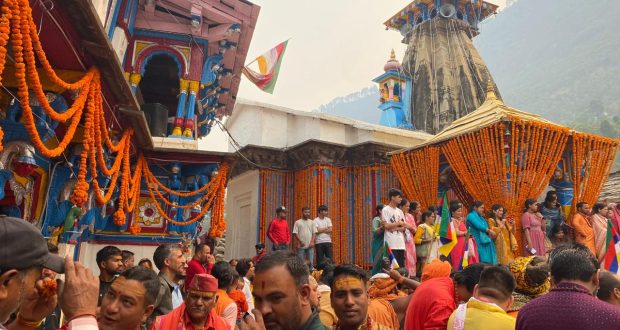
xmin=96 ymin=245 xmax=124 ymax=306
xmin=592 ymin=203 xmax=611 ymax=262
xmin=381 ymin=189 xmax=406 ymax=268
xmin=466 ymin=201 xmax=497 ymax=264
xmin=211 ymin=261 xmax=238 ymax=329
xmin=314 ymin=205 xmax=334 ymax=266
xmin=186 ymin=243 xmax=215 ymax=292
xmin=371 ymin=204 xmax=385 ymax=275
xmin=252 ymin=243 xmax=267 ymax=264
xmin=449 ymin=201 xmax=468 ymax=270
xmin=238 ymin=251 xmax=328 ymax=330
xmin=235 ymin=258 xmax=255 ymax=313
xmin=415 ymin=211 xmax=437 ymax=273
xmin=521 ymin=199 xmax=547 ymax=257
xmin=294 ymin=207 xmax=318 ymax=271
xmin=152 ymin=244 xmax=188 ymax=319
xmin=99 ymin=266 xmax=159 ymax=330
xmin=540 ymin=191 xmax=565 ymax=238
xmin=267 ymin=206 xmax=291 ymax=251
xmin=409 ymin=201 xmax=422 ymax=226
xmin=597 ymin=271 xmax=620 ymax=308
xmin=400 ymin=199 xmax=417 ymax=278
xmin=121 ymin=250 xmax=135 ymax=271
xmin=448 ymin=266 xmax=517 ymax=330
xmin=516 ymin=243 xmax=620 ymax=329
xmin=151 ymin=274 xmax=228 ymax=330
xmin=572 ymin=202 xmax=596 ymax=256
xmin=488 ymin=204 xmax=517 ymax=265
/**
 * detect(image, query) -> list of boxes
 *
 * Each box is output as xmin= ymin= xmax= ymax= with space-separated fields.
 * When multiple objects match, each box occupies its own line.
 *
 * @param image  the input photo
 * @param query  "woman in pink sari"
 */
xmin=592 ymin=203 xmax=611 ymax=262
xmin=400 ymin=198 xmax=417 ymax=277
xmin=449 ymin=201 xmax=468 ymax=270
xmin=610 ymin=202 xmax=620 ymax=235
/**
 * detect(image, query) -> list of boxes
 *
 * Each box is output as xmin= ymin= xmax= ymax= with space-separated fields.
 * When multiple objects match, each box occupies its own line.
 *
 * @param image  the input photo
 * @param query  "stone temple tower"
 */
xmin=384 ymin=0 xmax=501 ymax=134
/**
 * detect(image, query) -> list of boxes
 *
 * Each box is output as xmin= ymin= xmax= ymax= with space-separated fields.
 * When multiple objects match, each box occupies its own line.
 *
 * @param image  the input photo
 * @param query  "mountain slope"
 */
xmin=315 ymin=86 xmax=380 ymax=124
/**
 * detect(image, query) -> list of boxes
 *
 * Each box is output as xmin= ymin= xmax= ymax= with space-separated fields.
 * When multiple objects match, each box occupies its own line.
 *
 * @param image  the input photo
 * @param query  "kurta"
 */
xmin=516 ymin=282 xmax=620 ymax=330
xmin=592 ymin=213 xmax=608 ymax=262
xmin=487 ymin=218 xmax=516 ymax=265
xmin=466 ymin=211 xmax=497 ymax=264
xmin=449 ymin=218 xmax=467 ymax=270
xmin=214 ymin=289 xmax=237 ymax=330
xmin=404 ymin=277 xmax=456 ymax=330
xmin=572 ymin=213 xmax=596 ymax=256
xmin=521 ymin=212 xmax=546 ymax=257
xmin=447 ymin=298 xmax=516 ymax=330
xmin=150 ymin=303 xmax=229 ymax=330
xmin=404 ymin=213 xmax=417 ymax=277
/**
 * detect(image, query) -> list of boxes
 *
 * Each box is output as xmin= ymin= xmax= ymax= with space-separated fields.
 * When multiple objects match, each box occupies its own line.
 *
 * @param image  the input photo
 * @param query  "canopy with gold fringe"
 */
xmin=389 ymin=82 xmax=619 ymax=255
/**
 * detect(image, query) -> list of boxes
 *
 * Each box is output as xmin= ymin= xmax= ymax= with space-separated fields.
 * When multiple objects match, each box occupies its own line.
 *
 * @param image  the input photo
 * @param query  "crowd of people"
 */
xmin=2 ymin=185 xmax=620 ymax=330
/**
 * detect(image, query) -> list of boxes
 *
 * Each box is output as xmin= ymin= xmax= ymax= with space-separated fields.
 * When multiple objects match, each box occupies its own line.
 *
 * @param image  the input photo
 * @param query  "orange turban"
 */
xmin=421 ymin=260 xmax=452 ymax=281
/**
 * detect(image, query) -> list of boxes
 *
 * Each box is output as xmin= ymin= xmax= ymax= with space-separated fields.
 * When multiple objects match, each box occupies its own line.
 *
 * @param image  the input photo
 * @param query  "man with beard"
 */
xmin=238 ymin=251 xmax=327 ymax=330
xmin=329 ymin=264 xmax=392 ymax=330
xmin=151 ymin=274 xmax=227 ymax=330
xmin=1 ymin=216 xmax=99 ymax=330
xmin=98 ymin=267 xmax=159 ymax=330
xmin=152 ymin=244 xmax=188 ymax=319
xmin=96 ymin=246 xmax=124 ymax=305
xmin=186 ymin=243 xmax=215 ymax=291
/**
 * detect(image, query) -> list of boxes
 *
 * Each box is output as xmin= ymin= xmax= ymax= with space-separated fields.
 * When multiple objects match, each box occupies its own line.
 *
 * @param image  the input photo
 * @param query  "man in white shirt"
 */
xmin=381 ymin=188 xmax=406 ymax=268
xmin=314 ymin=204 xmax=334 ymax=266
xmin=294 ymin=207 xmax=318 ymax=270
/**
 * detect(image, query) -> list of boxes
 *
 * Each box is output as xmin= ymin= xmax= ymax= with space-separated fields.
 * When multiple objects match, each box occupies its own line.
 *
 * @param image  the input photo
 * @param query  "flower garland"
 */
xmin=390 ymin=146 xmax=440 ymax=210
xmin=570 ymin=132 xmax=619 ymax=217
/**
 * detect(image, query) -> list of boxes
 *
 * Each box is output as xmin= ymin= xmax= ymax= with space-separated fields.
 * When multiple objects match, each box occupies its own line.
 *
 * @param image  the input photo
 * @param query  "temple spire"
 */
xmin=485 ymin=79 xmax=498 ymax=101
xmin=390 ymin=49 xmax=396 ymax=61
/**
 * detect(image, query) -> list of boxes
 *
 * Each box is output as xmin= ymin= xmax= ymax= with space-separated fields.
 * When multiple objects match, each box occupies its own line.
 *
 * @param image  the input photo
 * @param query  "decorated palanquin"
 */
xmin=389 ymin=83 xmax=620 ymax=254
xmin=0 ymin=0 xmax=258 ymax=257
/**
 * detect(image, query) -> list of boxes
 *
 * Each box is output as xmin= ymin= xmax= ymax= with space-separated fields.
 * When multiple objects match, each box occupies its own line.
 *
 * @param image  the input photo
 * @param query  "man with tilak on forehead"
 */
xmin=150 ymin=274 xmax=228 ymax=330
xmin=329 ymin=264 xmax=394 ymax=330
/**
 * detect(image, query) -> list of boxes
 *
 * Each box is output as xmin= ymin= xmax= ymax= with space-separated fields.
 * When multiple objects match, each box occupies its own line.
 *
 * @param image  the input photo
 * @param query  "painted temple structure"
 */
xmin=222 ymin=100 xmax=431 ymax=264
xmin=380 ymin=0 xmax=500 ymax=134
xmin=0 ymin=0 xmax=259 ymax=266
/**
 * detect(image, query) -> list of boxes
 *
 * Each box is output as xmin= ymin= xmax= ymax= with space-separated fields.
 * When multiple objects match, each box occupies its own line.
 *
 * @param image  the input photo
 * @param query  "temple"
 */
xmin=0 ymin=0 xmax=259 ymax=265
xmin=373 ymin=50 xmax=412 ymax=129
xmin=381 ymin=0 xmax=500 ymax=134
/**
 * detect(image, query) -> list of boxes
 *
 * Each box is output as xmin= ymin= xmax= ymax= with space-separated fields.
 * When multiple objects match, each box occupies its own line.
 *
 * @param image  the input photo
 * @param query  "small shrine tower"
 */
xmin=373 ymin=50 xmax=413 ymax=129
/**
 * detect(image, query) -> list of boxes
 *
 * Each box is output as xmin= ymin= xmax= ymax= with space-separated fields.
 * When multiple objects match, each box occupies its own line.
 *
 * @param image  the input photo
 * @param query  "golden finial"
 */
xmin=485 ymin=79 xmax=497 ymax=101
xmin=390 ymin=49 xmax=396 ymax=60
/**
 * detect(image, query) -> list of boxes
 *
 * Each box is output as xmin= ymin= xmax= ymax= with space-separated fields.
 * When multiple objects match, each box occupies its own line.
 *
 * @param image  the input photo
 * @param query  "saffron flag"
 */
xmin=384 ymin=242 xmax=400 ymax=269
xmin=438 ymin=194 xmax=457 ymax=256
xmin=241 ymin=40 xmax=289 ymax=94
xmin=602 ymin=219 xmax=620 ymax=274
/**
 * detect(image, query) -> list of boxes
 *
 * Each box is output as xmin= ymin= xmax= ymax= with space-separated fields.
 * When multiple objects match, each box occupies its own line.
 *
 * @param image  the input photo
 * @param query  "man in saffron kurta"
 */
xmin=151 ymin=274 xmax=228 ymax=330
xmin=404 ymin=277 xmax=456 ymax=330
xmin=466 ymin=202 xmax=497 ymax=264
xmin=572 ymin=202 xmax=596 ymax=256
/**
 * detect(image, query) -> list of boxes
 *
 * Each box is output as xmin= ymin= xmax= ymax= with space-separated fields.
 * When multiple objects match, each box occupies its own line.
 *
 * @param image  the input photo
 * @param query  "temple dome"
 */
xmin=384 ymin=49 xmax=401 ymax=72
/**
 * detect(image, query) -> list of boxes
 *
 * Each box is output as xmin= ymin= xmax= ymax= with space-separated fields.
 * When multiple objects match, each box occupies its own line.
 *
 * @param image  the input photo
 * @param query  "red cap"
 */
xmin=188 ymin=274 xmax=218 ymax=292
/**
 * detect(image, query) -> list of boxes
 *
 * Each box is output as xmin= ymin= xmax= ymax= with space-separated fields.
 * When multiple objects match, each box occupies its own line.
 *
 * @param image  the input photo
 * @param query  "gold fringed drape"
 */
xmin=570 ymin=133 xmax=620 ymax=215
xmin=441 ymin=120 xmax=569 ymax=254
xmin=390 ymin=146 xmax=440 ymax=209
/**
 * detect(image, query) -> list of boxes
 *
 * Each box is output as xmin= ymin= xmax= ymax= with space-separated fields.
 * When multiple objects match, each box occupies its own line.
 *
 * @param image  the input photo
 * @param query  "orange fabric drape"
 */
xmin=390 ymin=146 xmax=440 ymax=209
xmin=570 ymin=133 xmax=619 ymax=216
xmin=440 ymin=120 xmax=569 ymax=254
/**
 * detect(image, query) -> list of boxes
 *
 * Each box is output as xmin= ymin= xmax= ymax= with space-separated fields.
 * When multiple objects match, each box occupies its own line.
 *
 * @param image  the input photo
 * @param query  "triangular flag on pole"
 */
xmin=383 ymin=241 xmax=400 ymax=269
xmin=438 ymin=194 xmax=457 ymax=256
xmin=602 ymin=219 xmax=620 ymax=274
xmin=242 ymin=40 xmax=289 ymax=94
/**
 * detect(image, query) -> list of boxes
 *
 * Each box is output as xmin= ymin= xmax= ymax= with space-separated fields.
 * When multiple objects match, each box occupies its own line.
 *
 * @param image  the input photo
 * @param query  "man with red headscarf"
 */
xmin=151 ymin=274 xmax=228 ymax=330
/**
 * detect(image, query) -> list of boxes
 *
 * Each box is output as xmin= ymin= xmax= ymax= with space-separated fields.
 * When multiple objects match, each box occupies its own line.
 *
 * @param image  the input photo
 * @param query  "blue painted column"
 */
xmin=183 ymin=81 xmax=200 ymax=138
xmin=171 ymin=79 xmax=189 ymax=137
